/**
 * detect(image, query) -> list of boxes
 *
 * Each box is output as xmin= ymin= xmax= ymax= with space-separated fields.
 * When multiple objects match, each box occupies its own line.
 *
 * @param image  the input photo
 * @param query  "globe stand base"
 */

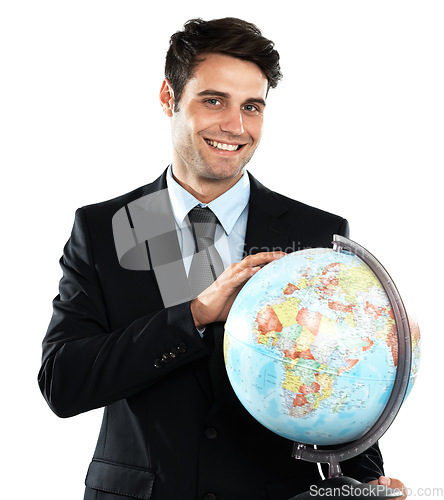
xmin=288 ymin=476 xmax=403 ymax=500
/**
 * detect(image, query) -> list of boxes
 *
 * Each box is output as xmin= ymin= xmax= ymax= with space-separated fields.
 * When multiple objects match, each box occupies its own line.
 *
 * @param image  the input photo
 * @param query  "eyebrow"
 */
xmin=197 ymin=89 xmax=266 ymax=107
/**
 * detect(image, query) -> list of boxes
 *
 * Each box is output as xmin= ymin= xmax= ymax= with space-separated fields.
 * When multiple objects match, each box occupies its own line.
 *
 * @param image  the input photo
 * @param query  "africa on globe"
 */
xmin=224 ymin=247 xmax=420 ymax=447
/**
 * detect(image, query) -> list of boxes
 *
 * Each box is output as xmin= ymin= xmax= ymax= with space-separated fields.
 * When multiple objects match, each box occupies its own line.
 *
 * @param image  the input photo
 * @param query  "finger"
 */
xmin=389 ymin=479 xmax=407 ymax=500
xmin=224 ymin=262 xmax=262 ymax=288
xmin=246 ymin=251 xmax=287 ymax=264
xmin=229 ymin=252 xmax=286 ymax=273
xmin=378 ymin=477 xmax=407 ymax=500
xmin=230 ymin=252 xmax=286 ymax=283
xmin=202 ymin=252 xmax=287 ymax=303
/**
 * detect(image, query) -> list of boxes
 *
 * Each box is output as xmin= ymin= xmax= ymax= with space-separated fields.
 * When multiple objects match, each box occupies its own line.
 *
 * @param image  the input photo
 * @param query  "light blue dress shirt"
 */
xmin=166 ymin=165 xmax=250 ymax=276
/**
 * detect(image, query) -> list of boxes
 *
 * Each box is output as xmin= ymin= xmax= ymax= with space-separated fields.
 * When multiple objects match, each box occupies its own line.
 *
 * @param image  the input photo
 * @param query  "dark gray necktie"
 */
xmin=188 ymin=206 xmax=226 ymax=394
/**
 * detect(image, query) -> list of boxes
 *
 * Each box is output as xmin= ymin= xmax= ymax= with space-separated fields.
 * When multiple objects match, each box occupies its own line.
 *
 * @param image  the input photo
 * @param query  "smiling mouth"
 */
xmin=204 ymin=139 xmax=245 ymax=151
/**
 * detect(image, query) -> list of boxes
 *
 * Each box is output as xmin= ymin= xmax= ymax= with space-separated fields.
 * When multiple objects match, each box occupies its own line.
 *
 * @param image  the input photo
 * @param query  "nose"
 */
xmin=220 ymin=107 xmax=244 ymax=136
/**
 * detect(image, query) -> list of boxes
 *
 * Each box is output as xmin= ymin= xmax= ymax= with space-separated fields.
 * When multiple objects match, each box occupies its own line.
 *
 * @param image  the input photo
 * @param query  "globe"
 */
xmin=224 ymin=239 xmax=420 ymax=450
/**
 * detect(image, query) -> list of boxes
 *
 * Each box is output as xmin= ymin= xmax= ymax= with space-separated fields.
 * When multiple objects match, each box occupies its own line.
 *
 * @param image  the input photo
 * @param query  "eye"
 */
xmin=205 ymin=98 xmax=222 ymax=106
xmin=243 ymin=104 xmax=260 ymax=113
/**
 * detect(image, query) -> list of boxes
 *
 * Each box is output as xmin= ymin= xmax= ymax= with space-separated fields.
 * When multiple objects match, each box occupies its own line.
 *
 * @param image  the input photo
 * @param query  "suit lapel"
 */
xmin=129 ymin=185 xmax=193 ymax=308
xmin=243 ymin=172 xmax=290 ymax=257
xmin=116 ymin=168 xmax=193 ymax=309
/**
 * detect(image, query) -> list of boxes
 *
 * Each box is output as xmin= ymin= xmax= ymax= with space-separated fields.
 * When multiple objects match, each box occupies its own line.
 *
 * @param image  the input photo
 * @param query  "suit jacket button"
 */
xmin=162 ymin=353 xmax=171 ymax=363
xmin=179 ymin=343 xmax=187 ymax=353
xmin=170 ymin=347 xmax=179 ymax=358
xmin=204 ymin=427 xmax=218 ymax=440
xmin=203 ymin=494 xmax=217 ymax=500
xmin=153 ymin=359 xmax=163 ymax=369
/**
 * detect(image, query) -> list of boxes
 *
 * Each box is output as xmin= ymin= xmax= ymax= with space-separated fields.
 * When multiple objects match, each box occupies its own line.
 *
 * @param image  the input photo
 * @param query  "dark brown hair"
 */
xmin=165 ymin=17 xmax=282 ymax=110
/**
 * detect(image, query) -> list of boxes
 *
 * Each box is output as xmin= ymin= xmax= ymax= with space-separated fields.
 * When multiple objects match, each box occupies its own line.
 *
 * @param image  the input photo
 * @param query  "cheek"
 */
xmin=172 ymin=112 xmax=197 ymax=144
xmin=182 ymin=104 xmax=213 ymax=134
xmin=248 ymin=119 xmax=264 ymax=143
xmin=194 ymin=114 xmax=221 ymax=136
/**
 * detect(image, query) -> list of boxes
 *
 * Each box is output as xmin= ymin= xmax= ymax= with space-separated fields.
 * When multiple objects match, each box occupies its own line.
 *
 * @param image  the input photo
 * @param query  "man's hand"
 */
xmin=369 ymin=476 xmax=407 ymax=500
xmin=190 ymin=251 xmax=286 ymax=330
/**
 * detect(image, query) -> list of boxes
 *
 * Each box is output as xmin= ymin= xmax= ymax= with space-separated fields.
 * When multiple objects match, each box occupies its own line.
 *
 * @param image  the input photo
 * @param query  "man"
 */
xmin=39 ymin=17 xmax=405 ymax=500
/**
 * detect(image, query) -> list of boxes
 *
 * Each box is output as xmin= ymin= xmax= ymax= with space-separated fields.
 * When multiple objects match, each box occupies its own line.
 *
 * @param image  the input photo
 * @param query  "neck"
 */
xmin=171 ymin=165 xmax=244 ymax=204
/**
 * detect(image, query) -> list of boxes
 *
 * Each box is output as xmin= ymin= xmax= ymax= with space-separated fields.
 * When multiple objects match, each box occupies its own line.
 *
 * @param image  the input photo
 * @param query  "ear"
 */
xmin=160 ymin=78 xmax=175 ymax=117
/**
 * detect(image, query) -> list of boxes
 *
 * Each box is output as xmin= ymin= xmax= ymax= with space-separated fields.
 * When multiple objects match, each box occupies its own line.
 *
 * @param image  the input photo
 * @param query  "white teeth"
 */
xmin=206 ymin=139 xmax=240 ymax=151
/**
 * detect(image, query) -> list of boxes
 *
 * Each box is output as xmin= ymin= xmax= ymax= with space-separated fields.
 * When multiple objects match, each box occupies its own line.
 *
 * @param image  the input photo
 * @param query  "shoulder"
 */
xmin=249 ymin=172 xmax=347 ymax=222
xmin=247 ymin=172 xmax=350 ymax=242
xmin=76 ymin=170 xmax=167 ymax=223
xmin=79 ymin=183 xmax=152 ymax=218
xmin=65 ymin=172 xmax=168 ymax=254
xmin=278 ymin=190 xmax=346 ymax=224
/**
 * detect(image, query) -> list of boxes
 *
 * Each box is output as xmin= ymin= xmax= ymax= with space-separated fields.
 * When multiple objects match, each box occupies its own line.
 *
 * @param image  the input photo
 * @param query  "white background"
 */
xmin=1 ymin=1 xmax=443 ymax=498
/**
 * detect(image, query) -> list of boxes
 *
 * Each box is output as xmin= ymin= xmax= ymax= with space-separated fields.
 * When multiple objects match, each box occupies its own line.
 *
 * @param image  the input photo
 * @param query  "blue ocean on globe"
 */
xmin=224 ymin=248 xmax=420 ymax=446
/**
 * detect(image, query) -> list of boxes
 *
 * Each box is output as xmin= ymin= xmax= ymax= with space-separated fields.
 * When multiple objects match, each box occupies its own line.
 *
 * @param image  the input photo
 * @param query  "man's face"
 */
xmin=164 ymin=53 xmax=268 ymax=186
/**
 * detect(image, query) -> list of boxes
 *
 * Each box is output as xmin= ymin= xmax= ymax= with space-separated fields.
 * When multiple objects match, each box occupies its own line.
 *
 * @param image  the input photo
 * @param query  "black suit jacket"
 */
xmin=39 ymin=169 xmax=384 ymax=500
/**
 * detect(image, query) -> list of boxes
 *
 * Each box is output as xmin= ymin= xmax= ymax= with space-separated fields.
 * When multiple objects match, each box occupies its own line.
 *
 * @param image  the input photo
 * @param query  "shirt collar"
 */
xmin=166 ymin=164 xmax=250 ymax=235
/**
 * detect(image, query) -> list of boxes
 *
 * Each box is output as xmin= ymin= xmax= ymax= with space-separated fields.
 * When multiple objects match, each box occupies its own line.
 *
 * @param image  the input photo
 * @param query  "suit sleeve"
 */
xmin=38 ymin=208 xmax=208 ymax=418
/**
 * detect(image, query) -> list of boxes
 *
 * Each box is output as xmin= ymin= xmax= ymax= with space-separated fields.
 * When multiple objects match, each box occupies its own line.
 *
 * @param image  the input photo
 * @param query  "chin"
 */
xmin=207 ymin=157 xmax=252 ymax=180
xmin=205 ymin=166 xmax=244 ymax=182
